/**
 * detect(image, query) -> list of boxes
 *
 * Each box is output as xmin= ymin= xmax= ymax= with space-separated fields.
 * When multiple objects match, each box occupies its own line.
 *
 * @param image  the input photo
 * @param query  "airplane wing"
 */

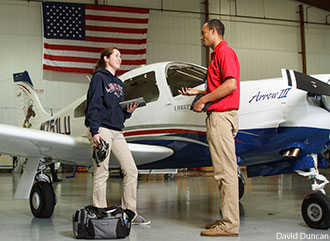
xmin=0 ymin=123 xmax=91 ymax=164
xmin=0 ymin=123 xmax=174 ymax=202
xmin=0 ymin=124 xmax=174 ymax=167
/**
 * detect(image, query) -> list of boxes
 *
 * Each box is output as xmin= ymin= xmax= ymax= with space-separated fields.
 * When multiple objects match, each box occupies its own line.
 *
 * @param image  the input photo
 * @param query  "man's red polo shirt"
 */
xmin=206 ymin=40 xmax=240 ymax=112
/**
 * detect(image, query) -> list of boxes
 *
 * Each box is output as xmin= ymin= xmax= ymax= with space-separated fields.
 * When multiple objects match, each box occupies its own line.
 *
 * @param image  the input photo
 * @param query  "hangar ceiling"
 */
xmin=296 ymin=0 xmax=330 ymax=12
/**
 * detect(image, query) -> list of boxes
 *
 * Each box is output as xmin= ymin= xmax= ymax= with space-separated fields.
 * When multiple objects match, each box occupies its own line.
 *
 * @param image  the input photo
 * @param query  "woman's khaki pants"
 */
xmin=88 ymin=127 xmax=138 ymax=214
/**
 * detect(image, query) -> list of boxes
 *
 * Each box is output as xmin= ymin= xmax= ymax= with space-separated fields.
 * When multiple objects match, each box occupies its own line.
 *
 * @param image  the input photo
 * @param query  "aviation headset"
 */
xmin=93 ymin=139 xmax=110 ymax=167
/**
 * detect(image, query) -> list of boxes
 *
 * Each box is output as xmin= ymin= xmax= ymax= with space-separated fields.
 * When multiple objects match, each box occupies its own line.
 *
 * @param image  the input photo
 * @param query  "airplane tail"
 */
xmin=13 ymin=71 xmax=51 ymax=129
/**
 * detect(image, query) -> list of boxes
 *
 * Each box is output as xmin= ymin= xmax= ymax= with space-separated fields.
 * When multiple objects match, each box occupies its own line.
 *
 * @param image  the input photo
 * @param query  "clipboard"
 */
xmin=119 ymin=97 xmax=146 ymax=110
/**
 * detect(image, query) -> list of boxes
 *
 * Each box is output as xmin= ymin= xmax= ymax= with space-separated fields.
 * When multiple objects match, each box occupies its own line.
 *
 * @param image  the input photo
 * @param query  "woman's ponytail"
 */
xmin=93 ymin=47 xmax=119 ymax=73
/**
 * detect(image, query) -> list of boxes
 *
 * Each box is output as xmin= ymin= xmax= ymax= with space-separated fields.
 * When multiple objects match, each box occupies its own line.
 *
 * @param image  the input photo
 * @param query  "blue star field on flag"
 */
xmin=43 ymin=2 xmax=85 ymax=40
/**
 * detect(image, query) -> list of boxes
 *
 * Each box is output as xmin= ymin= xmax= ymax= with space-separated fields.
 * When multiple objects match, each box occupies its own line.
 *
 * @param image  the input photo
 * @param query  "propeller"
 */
xmin=282 ymin=69 xmax=330 ymax=96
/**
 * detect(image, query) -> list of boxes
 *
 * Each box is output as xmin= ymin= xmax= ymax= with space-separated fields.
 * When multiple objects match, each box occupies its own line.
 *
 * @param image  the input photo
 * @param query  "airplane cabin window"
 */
xmin=74 ymin=100 xmax=86 ymax=118
xmin=166 ymin=63 xmax=207 ymax=97
xmin=123 ymin=71 xmax=159 ymax=103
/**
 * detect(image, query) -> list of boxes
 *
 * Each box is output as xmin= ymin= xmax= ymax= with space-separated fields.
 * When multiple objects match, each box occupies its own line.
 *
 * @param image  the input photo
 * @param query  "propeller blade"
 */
xmin=282 ymin=69 xmax=330 ymax=96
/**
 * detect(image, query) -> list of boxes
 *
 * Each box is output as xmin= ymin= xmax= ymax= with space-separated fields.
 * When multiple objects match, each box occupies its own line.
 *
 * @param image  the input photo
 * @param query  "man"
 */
xmin=179 ymin=19 xmax=240 ymax=236
xmin=49 ymin=162 xmax=62 ymax=182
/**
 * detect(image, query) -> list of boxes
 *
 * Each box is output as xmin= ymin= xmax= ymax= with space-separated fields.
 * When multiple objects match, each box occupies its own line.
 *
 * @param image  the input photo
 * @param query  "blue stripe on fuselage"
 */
xmin=130 ymin=126 xmax=330 ymax=174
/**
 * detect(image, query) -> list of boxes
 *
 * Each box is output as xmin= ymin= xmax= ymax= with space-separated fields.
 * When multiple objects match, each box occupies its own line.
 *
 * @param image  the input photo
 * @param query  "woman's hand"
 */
xmin=178 ymin=87 xmax=200 ymax=96
xmin=126 ymin=102 xmax=139 ymax=113
xmin=92 ymin=133 xmax=104 ymax=147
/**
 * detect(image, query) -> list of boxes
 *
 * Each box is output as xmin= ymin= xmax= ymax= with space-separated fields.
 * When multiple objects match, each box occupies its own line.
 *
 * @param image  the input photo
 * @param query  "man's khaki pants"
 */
xmin=88 ymin=127 xmax=138 ymax=215
xmin=206 ymin=110 xmax=239 ymax=233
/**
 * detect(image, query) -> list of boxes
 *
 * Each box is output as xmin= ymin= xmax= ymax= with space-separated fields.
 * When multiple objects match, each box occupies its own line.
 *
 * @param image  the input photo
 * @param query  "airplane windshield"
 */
xmin=166 ymin=63 xmax=206 ymax=97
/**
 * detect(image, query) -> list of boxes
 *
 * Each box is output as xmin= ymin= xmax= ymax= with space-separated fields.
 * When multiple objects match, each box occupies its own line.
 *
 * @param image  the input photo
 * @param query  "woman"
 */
xmin=85 ymin=47 xmax=150 ymax=225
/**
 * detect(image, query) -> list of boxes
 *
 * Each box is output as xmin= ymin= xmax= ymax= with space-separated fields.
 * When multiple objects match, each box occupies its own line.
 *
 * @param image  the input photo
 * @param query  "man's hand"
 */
xmin=193 ymin=96 xmax=206 ymax=112
xmin=178 ymin=87 xmax=201 ymax=96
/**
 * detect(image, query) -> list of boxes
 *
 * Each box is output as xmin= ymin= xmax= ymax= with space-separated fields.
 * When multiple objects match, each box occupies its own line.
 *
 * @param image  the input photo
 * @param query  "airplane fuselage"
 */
xmin=26 ymin=62 xmax=330 ymax=177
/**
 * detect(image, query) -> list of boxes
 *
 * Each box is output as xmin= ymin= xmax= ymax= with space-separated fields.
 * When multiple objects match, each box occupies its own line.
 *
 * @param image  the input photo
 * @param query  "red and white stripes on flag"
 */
xmin=42 ymin=3 xmax=149 ymax=75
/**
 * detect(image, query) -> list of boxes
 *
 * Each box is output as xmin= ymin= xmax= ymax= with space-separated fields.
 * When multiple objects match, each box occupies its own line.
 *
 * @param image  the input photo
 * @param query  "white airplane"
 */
xmin=0 ymin=61 xmax=330 ymax=229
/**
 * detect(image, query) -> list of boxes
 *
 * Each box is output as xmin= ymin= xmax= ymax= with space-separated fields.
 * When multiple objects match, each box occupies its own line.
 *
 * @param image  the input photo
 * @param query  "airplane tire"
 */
xmin=239 ymin=177 xmax=244 ymax=200
xmin=29 ymin=182 xmax=56 ymax=218
xmin=301 ymin=192 xmax=330 ymax=229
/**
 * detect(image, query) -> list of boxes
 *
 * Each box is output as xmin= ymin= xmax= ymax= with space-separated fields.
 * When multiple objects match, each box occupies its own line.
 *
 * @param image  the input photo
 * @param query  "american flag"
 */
xmin=42 ymin=2 xmax=149 ymax=75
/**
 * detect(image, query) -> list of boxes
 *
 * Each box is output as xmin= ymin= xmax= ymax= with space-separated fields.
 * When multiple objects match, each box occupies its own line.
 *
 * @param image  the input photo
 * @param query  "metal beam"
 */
xmin=205 ymin=0 xmax=209 ymax=65
xmin=299 ymin=5 xmax=307 ymax=74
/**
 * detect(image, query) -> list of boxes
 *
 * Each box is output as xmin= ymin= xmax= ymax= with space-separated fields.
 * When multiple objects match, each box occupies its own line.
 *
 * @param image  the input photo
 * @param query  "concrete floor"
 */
xmin=0 ymin=169 xmax=329 ymax=241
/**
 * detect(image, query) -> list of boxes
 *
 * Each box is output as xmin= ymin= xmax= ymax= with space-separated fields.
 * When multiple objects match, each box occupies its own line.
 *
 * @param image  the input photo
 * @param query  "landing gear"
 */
xmin=238 ymin=167 xmax=245 ymax=200
xmin=238 ymin=176 xmax=245 ymax=200
xmin=296 ymin=154 xmax=330 ymax=229
xmin=29 ymin=159 xmax=57 ymax=218
xmin=302 ymin=192 xmax=330 ymax=229
xmin=30 ymin=181 xmax=56 ymax=218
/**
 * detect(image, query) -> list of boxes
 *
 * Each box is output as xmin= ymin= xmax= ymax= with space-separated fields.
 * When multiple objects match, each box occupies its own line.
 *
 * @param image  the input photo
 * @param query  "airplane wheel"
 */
xmin=239 ymin=176 xmax=244 ymax=200
xmin=301 ymin=192 xmax=330 ymax=229
xmin=29 ymin=182 xmax=56 ymax=218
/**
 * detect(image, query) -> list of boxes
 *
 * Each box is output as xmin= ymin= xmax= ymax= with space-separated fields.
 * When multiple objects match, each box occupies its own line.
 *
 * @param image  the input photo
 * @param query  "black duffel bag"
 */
xmin=73 ymin=205 xmax=135 ymax=239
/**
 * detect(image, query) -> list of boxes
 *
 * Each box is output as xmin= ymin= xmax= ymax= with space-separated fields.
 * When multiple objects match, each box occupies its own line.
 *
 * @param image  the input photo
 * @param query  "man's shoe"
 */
xmin=200 ymin=226 xmax=238 ymax=237
xmin=205 ymin=220 xmax=221 ymax=229
xmin=132 ymin=215 xmax=151 ymax=225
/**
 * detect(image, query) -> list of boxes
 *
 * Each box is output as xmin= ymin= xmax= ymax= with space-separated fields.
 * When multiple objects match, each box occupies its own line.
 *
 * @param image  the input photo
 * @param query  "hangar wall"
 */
xmin=209 ymin=0 xmax=330 ymax=80
xmin=0 ymin=0 xmax=329 ymax=126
